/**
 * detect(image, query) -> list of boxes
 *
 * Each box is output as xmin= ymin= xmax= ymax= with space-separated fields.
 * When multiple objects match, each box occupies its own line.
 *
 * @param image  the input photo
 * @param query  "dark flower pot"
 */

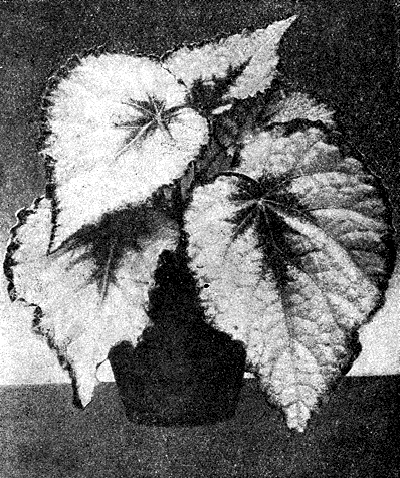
xmin=109 ymin=325 xmax=246 ymax=427
xmin=108 ymin=250 xmax=246 ymax=427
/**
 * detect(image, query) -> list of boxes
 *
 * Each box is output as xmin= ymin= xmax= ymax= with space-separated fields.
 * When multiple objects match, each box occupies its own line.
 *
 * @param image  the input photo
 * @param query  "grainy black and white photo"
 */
xmin=0 ymin=1 xmax=399 ymax=476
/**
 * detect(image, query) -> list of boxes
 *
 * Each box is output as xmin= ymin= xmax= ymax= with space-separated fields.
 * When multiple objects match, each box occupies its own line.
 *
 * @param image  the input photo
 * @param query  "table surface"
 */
xmin=0 ymin=377 xmax=399 ymax=477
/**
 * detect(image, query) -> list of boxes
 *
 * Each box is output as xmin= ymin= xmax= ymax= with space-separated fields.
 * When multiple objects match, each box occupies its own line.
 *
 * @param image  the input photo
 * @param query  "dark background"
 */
xmin=0 ymin=0 xmax=399 ymax=476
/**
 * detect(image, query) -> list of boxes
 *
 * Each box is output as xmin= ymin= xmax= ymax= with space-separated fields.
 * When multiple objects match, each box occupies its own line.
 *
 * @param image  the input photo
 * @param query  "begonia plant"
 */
xmin=4 ymin=15 xmax=394 ymax=431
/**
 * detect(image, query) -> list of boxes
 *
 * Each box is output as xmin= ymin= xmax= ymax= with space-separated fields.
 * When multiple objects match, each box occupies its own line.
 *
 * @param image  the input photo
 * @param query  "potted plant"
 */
xmin=4 ymin=15 xmax=395 ymax=431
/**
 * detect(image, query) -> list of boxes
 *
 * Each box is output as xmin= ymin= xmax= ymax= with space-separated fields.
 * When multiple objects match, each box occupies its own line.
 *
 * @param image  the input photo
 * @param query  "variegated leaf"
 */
xmin=42 ymin=53 xmax=208 ymax=251
xmin=185 ymin=127 xmax=393 ymax=431
xmin=163 ymin=16 xmax=297 ymax=101
xmin=267 ymin=92 xmax=336 ymax=127
xmin=5 ymin=197 xmax=179 ymax=406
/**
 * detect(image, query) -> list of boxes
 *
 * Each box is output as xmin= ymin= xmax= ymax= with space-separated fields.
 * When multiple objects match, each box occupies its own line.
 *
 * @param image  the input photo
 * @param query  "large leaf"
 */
xmin=185 ymin=127 xmax=394 ymax=431
xmin=42 ymin=53 xmax=208 ymax=250
xmin=5 ymin=197 xmax=179 ymax=406
xmin=163 ymin=16 xmax=297 ymax=101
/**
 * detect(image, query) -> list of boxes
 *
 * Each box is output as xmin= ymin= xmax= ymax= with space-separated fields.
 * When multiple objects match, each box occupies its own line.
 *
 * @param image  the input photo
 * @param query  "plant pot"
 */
xmin=109 ymin=249 xmax=247 ymax=427
xmin=109 ymin=322 xmax=246 ymax=427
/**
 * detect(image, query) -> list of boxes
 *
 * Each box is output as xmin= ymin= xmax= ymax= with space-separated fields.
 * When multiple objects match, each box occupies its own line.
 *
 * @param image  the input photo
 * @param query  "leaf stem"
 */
xmin=99 ymin=237 xmax=117 ymax=301
xmin=215 ymin=171 xmax=261 ymax=188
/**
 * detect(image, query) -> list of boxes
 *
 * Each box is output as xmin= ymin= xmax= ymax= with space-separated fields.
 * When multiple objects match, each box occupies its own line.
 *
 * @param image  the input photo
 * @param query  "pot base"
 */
xmin=109 ymin=330 xmax=246 ymax=427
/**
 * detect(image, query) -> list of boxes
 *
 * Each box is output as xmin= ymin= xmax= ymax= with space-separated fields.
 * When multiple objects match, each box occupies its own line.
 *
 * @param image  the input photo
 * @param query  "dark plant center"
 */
xmin=114 ymin=95 xmax=186 ymax=156
xmin=217 ymin=170 xmax=298 ymax=214
xmin=217 ymin=170 xmax=314 ymax=288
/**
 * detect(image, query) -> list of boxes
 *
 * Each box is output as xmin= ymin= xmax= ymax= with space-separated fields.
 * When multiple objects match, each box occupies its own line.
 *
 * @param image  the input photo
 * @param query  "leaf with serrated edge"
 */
xmin=164 ymin=16 xmax=297 ymax=100
xmin=42 ymin=53 xmax=208 ymax=251
xmin=5 ymin=198 xmax=179 ymax=406
xmin=185 ymin=127 xmax=393 ymax=431
xmin=267 ymin=92 xmax=336 ymax=127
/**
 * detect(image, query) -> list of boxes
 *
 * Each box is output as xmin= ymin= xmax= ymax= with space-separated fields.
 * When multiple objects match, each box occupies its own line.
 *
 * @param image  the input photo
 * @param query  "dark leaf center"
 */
xmin=114 ymin=95 xmax=185 ymax=156
xmin=220 ymin=171 xmax=314 ymax=288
